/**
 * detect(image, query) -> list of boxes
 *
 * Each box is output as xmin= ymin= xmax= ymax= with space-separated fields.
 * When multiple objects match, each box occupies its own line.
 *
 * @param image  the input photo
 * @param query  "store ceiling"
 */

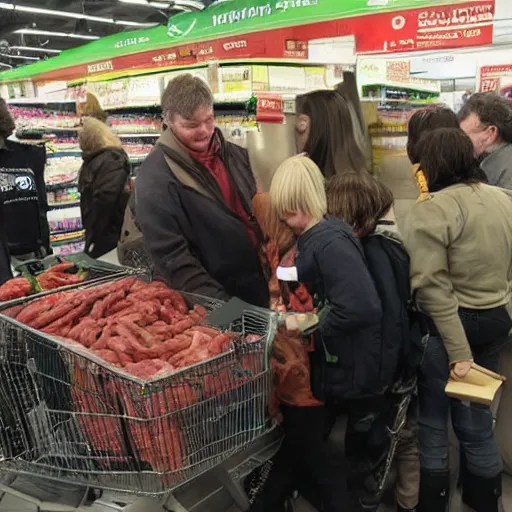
xmin=0 ymin=0 xmax=213 ymax=69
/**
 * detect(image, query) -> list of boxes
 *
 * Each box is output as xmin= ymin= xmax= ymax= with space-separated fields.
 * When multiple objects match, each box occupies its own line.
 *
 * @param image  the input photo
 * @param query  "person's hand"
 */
xmin=285 ymin=314 xmax=300 ymax=333
xmin=451 ymin=360 xmax=473 ymax=380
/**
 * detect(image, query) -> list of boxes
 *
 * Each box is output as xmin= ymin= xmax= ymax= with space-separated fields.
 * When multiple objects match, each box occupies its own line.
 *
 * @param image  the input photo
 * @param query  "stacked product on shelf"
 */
xmin=110 ymin=112 xmax=161 ymax=135
xmin=8 ymin=104 xmax=80 ymax=132
xmin=105 ymin=106 xmax=162 ymax=171
xmin=45 ymin=151 xmax=84 ymax=256
xmin=9 ymin=102 xmax=81 ymax=152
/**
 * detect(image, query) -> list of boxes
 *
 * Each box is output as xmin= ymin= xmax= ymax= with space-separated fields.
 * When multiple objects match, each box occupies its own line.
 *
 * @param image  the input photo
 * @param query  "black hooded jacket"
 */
xmin=78 ymin=147 xmax=130 ymax=258
xmin=296 ymin=217 xmax=383 ymax=400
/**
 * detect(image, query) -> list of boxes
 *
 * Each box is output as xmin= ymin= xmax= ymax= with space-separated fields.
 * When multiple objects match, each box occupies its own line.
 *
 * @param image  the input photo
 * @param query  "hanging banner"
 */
xmin=0 ymin=0 xmax=495 ymax=83
xmin=478 ymin=65 xmax=512 ymax=99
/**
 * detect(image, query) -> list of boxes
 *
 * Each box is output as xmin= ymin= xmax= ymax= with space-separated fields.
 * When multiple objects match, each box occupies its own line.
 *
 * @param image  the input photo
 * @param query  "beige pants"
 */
xmin=395 ymin=400 xmax=420 ymax=510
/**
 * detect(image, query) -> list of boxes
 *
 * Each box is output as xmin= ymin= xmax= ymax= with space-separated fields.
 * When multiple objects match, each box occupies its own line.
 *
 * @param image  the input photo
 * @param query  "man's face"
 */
xmin=169 ymin=104 xmax=215 ymax=153
xmin=460 ymin=112 xmax=498 ymax=156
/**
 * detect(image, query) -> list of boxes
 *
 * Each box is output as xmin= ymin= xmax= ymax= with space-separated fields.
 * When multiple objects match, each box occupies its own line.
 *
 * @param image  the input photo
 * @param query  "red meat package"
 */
xmin=111 ymin=360 xmax=196 ymax=475
xmin=71 ymin=364 xmax=125 ymax=456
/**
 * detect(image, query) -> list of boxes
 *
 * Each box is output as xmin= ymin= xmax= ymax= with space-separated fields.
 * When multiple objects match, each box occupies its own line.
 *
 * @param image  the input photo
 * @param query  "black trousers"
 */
xmin=343 ymin=395 xmax=393 ymax=495
xmin=249 ymin=404 xmax=350 ymax=512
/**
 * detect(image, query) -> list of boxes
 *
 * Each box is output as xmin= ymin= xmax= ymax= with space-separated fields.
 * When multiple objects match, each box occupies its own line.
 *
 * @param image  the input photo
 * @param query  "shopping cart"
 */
xmin=0 ymin=283 xmax=278 ymax=511
xmin=2 ymin=255 xmax=134 ymax=309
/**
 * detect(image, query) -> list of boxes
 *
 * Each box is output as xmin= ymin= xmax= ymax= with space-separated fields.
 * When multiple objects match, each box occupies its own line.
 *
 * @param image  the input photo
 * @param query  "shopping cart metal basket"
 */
xmin=0 ymin=283 xmax=277 ymax=497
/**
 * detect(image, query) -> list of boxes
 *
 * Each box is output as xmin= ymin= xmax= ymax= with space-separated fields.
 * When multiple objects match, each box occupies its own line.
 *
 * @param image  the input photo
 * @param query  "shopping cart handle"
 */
xmin=206 ymin=296 xmax=266 ymax=329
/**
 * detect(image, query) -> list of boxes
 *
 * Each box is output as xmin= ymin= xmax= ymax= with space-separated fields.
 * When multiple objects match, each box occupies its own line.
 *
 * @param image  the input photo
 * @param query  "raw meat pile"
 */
xmin=2 ymin=277 xmax=266 ymax=478
xmin=3 ymin=277 xmax=236 ymax=373
xmin=0 ymin=262 xmax=86 ymax=302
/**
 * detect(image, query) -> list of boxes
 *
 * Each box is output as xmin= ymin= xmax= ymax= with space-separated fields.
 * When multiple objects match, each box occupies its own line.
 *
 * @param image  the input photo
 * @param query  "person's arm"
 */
xmin=135 ymin=179 xmax=229 ymax=300
xmin=91 ymin=154 xmax=129 ymax=240
xmin=301 ymin=235 xmax=382 ymax=337
xmin=402 ymin=200 xmax=472 ymax=365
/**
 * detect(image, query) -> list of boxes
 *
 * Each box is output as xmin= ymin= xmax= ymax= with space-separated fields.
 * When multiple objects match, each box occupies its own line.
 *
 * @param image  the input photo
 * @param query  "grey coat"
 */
xmin=481 ymin=142 xmax=512 ymax=189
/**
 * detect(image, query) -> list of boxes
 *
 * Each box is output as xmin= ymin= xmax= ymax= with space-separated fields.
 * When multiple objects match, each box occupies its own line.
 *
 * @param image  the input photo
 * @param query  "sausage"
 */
xmin=16 ymin=292 xmax=67 ymax=325
xmin=188 ymin=326 xmax=220 ymax=337
xmin=43 ymin=301 xmax=89 ymax=331
xmin=93 ymin=349 xmax=120 ymax=366
xmin=170 ymin=318 xmax=194 ymax=336
xmin=91 ymin=289 xmax=127 ymax=320
xmin=31 ymin=296 xmax=82 ymax=329
xmin=2 ymin=304 xmax=25 ymax=319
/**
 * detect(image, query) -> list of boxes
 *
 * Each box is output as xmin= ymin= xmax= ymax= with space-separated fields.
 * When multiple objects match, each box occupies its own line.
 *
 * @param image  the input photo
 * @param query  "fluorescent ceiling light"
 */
xmin=10 ymin=45 xmax=61 ymax=54
xmin=119 ymin=0 xmax=171 ymax=8
xmin=0 ymin=53 xmax=39 ymax=60
xmin=0 ymin=2 xmax=156 ymax=27
xmin=15 ymin=29 xmax=100 ymax=40
xmin=174 ymin=0 xmax=204 ymax=9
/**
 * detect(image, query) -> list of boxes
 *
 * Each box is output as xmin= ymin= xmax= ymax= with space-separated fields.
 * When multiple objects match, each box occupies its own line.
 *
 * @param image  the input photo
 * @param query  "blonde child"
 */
xmin=253 ymin=155 xmax=383 ymax=511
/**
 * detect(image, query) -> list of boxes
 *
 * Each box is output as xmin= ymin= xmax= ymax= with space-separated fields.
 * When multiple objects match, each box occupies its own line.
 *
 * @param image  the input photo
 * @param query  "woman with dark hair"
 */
xmin=295 ymin=90 xmax=368 ymax=178
xmin=403 ymin=127 xmax=512 ymax=512
xmin=407 ymin=106 xmax=488 ymax=183
xmin=406 ymin=107 xmax=460 ymax=164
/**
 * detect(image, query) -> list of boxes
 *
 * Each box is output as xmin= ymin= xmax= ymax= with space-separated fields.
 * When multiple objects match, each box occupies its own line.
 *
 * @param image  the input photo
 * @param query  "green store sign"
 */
xmin=0 ymin=0 xmax=477 ymax=82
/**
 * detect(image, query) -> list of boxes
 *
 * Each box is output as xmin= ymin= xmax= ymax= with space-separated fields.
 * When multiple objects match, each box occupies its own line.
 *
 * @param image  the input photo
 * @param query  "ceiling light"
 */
xmin=10 ymin=45 xmax=61 ymax=54
xmin=0 ymin=53 xmax=39 ymax=60
xmin=174 ymin=0 xmax=204 ymax=9
xmin=119 ymin=0 xmax=171 ymax=8
xmin=0 ymin=2 xmax=156 ymax=27
xmin=14 ymin=29 xmax=100 ymax=40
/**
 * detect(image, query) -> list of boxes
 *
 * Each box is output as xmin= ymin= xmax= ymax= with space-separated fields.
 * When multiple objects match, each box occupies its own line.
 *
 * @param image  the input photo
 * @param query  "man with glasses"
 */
xmin=459 ymin=92 xmax=512 ymax=189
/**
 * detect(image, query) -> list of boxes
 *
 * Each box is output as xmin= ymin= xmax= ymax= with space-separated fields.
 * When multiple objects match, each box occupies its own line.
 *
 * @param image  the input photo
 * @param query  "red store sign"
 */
xmin=34 ymin=0 xmax=495 ymax=83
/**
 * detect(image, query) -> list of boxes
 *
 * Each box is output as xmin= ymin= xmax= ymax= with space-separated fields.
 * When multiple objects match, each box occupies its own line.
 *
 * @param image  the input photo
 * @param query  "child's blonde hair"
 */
xmin=269 ymin=155 xmax=327 ymax=220
xmin=79 ymin=117 xmax=123 ymax=153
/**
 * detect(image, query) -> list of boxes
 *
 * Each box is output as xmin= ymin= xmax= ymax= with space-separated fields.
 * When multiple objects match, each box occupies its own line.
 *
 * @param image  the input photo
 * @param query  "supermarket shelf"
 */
xmin=129 ymin=154 xmax=149 ymax=163
xmin=362 ymin=98 xmax=442 ymax=105
xmin=49 ymin=201 xmax=80 ymax=209
xmin=369 ymin=131 xmax=408 ymax=136
xmin=46 ymin=151 xmax=82 ymax=158
xmin=7 ymin=98 xmax=76 ymax=105
xmin=50 ymin=229 xmax=84 ymax=239
xmin=105 ymin=103 xmax=161 ymax=111
xmin=17 ymin=127 xmax=80 ymax=134
xmin=113 ymin=130 xmax=159 ymax=136
xmin=117 ymin=133 xmax=159 ymax=138
xmin=46 ymin=180 xmax=78 ymax=191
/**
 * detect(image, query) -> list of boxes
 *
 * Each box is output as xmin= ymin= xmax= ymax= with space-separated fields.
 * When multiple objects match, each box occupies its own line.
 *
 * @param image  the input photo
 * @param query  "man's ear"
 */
xmin=489 ymin=125 xmax=500 ymax=144
xmin=163 ymin=112 xmax=173 ymax=129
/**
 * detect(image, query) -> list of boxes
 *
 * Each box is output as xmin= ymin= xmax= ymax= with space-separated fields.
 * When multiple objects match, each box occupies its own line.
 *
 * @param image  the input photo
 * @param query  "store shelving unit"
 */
xmin=360 ymin=84 xmax=443 ymax=174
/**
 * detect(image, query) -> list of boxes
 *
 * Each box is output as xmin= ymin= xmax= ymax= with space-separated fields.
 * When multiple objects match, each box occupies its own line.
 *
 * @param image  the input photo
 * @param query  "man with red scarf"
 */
xmin=134 ymin=74 xmax=268 ymax=307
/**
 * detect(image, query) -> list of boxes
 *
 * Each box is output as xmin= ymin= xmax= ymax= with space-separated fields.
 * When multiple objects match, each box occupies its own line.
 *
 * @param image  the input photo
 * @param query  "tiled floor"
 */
xmin=2 ymin=474 xmax=511 ymax=512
